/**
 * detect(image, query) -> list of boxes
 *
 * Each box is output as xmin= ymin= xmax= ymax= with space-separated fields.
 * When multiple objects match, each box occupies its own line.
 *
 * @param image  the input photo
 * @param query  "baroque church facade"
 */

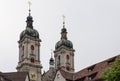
xmin=0 ymin=9 xmax=119 ymax=81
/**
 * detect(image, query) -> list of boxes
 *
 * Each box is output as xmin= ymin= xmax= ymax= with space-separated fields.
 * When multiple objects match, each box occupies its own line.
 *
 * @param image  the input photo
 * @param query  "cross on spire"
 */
xmin=49 ymin=49 xmax=54 ymax=67
xmin=28 ymin=1 xmax=32 ymax=16
xmin=26 ymin=1 xmax=33 ymax=29
xmin=62 ymin=15 xmax=65 ymax=28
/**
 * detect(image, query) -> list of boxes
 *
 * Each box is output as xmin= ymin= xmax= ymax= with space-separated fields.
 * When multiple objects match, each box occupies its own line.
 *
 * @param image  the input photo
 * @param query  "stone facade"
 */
xmin=0 ymin=10 xmax=119 ymax=81
xmin=16 ymin=12 xmax=42 ymax=81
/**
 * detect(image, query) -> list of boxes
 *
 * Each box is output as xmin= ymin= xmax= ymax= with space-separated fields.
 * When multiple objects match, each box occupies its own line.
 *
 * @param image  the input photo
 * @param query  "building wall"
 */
xmin=54 ymin=71 xmax=66 ymax=81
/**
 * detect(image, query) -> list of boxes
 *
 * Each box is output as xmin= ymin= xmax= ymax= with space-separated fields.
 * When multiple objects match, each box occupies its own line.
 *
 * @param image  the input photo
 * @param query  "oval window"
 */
xmin=31 ymin=45 xmax=34 ymax=50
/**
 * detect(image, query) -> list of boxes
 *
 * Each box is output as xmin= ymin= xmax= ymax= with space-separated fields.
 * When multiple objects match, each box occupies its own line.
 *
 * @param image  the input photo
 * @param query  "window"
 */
xmin=88 ymin=72 xmax=97 ymax=80
xmin=31 ymin=45 xmax=34 ymax=50
xmin=66 ymin=55 xmax=70 ymax=64
xmin=21 ymin=55 xmax=24 ymax=61
xmin=22 ymin=46 xmax=24 ymax=55
xmin=77 ymin=77 xmax=85 ymax=81
xmin=58 ymin=55 xmax=60 ymax=65
xmin=58 ymin=56 xmax=60 ymax=60
xmin=22 ymin=46 xmax=24 ymax=51
xmin=66 ymin=55 xmax=69 ymax=60
xmin=88 ymin=77 xmax=92 ymax=80
xmin=31 ymin=57 xmax=35 ymax=63
xmin=88 ymin=65 xmax=95 ymax=72
xmin=66 ymin=66 xmax=70 ymax=71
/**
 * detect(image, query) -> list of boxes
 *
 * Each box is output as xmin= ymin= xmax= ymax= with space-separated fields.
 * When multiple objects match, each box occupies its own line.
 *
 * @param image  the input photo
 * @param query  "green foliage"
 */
xmin=102 ymin=58 xmax=120 ymax=81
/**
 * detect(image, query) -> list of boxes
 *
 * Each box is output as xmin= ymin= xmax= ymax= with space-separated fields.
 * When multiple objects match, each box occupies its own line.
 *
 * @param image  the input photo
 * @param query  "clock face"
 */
xmin=31 ymin=45 xmax=34 ymax=50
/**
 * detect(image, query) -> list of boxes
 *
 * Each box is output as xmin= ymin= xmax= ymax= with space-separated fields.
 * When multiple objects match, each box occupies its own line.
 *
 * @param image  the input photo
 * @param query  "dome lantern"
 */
xmin=19 ymin=4 xmax=39 ymax=40
xmin=55 ymin=16 xmax=73 ymax=49
xmin=26 ymin=3 xmax=33 ymax=29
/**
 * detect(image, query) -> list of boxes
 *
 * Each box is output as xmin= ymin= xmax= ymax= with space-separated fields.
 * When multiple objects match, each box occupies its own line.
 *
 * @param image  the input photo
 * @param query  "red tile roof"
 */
xmin=2 ymin=72 xmax=29 ymax=81
xmin=59 ymin=55 xmax=120 ymax=81
xmin=0 ymin=72 xmax=12 ymax=81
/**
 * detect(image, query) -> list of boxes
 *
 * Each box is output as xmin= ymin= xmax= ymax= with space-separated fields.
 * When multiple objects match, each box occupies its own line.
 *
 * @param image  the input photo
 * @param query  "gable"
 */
xmin=54 ymin=71 xmax=66 ymax=81
xmin=42 ymin=69 xmax=56 ymax=81
xmin=25 ymin=75 xmax=30 ymax=81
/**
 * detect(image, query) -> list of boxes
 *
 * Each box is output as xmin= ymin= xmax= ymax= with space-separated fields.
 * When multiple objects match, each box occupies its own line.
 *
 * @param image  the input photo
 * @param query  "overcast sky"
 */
xmin=0 ymin=0 xmax=120 ymax=72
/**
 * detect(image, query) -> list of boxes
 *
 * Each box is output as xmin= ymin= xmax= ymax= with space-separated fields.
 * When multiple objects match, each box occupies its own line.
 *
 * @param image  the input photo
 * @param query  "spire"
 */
xmin=61 ymin=15 xmax=67 ymax=40
xmin=26 ymin=1 xmax=33 ymax=29
xmin=63 ymin=15 xmax=65 ymax=28
xmin=28 ymin=1 xmax=31 ymax=16
xmin=49 ymin=49 xmax=54 ymax=69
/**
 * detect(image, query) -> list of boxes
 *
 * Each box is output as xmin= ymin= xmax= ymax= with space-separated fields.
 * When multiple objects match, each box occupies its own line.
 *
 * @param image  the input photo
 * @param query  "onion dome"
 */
xmin=55 ymin=17 xmax=73 ymax=49
xmin=55 ymin=27 xmax=73 ymax=49
xmin=49 ymin=51 xmax=55 ymax=69
xmin=20 ymin=10 xmax=39 ymax=40
xmin=49 ymin=57 xmax=54 ymax=65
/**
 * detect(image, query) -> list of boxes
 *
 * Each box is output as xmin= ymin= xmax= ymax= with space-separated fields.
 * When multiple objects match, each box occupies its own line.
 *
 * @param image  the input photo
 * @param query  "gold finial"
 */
xmin=28 ymin=1 xmax=32 ymax=15
xmin=62 ymin=15 xmax=65 ymax=28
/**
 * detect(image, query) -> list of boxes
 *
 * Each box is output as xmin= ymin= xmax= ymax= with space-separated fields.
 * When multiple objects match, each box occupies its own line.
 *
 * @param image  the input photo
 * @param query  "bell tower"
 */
xmin=16 ymin=3 xmax=42 ymax=81
xmin=54 ymin=16 xmax=75 ymax=72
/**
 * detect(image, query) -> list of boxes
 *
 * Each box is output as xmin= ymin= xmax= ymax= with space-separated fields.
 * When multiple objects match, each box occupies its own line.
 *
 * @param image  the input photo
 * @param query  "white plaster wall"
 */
xmin=35 ymin=43 xmax=39 ymax=60
xmin=54 ymin=48 xmax=75 ymax=72
xmin=54 ymin=71 xmax=66 ymax=81
xmin=25 ymin=75 xmax=29 ymax=81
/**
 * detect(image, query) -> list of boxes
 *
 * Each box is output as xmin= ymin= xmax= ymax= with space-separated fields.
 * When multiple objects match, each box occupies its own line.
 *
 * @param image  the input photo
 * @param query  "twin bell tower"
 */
xmin=16 ymin=2 xmax=75 ymax=81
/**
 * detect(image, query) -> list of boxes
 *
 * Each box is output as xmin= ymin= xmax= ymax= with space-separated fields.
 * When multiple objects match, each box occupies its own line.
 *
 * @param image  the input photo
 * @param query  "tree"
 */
xmin=102 ymin=57 xmax=120 ymax=81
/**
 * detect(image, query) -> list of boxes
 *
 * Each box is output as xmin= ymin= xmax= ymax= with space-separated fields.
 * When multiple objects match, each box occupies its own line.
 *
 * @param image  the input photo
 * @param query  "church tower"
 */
xmin=16 ymin=7 xmax=42 ymax=81
xmin=54 ymin=16 xmax=75 ymax=72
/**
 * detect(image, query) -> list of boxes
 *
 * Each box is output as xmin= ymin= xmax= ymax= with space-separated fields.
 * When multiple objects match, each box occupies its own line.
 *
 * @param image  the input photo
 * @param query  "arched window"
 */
xmin=22 ymin=46 xmax=24 ymax=51
xmin=66 ymin=55 xmax=69 ymax=60
xmin=22 ymin=46 xmax=24 ymax=55
xmin=21 ymin=55 xmax=24 ymax=61
xmin=58 ymin=55 xmax=60 ymax=65
xmin=58 ymin=56 xmax=60 ymax=60
xmin=66 ymin=55 xmax=70 ymax=63
xmin=66 ymin=66 xmax=70 ymax=71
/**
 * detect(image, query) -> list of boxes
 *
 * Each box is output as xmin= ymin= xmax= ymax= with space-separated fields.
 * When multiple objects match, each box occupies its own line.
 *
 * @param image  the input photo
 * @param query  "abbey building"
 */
xmin=0 ymin=10 xmax=119 ymax=81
